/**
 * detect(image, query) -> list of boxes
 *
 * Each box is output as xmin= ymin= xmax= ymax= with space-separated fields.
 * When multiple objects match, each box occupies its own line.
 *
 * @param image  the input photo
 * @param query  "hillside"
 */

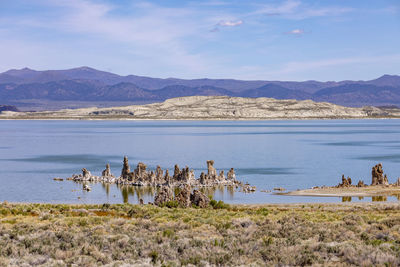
xmin=0 ymin=67 xmax=400 ymax=109
xmin=313 ymin=84 xmax=400 ymax=106
xmin=0 ymin=105 xmax=19 ymax=112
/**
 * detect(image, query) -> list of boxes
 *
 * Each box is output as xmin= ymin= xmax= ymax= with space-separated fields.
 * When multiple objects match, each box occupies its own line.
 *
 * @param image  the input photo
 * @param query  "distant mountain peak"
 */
xmin=73 ymin=66 xmax=97 ymax=71
xmin=5 ymin=67 xmax=36 ymax=74
xmin=377 ymin=74 xmax=399 ymax=79
xmin=368 ymin=74 xmax=400 ymax=87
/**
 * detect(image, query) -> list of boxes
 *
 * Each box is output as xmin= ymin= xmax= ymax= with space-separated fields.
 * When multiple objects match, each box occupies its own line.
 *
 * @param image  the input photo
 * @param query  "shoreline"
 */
xmin=280 ymin=186 xmax=400 ymax=197
xmin=1 ymin=116 xmax=400 ymax=121
xmin=2 ymin=200 xmax=398 ymax=206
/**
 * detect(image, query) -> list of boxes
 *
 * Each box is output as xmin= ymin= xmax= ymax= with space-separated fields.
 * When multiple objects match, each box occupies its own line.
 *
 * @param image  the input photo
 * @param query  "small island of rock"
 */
xmin=282 ymin=163 xmax=400 ymax=197
xmin=66 ymin=157 xmax=243 ymax=188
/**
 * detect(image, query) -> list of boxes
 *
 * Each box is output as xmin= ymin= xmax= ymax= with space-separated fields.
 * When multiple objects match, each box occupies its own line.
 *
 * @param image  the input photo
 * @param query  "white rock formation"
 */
xmin=0 ymin=96 xmax=394 ymax=120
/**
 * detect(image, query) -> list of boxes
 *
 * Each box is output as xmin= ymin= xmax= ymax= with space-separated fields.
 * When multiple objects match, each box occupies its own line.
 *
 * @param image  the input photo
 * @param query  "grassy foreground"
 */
xmin=0 ymin=202 xmax=400 ymax=266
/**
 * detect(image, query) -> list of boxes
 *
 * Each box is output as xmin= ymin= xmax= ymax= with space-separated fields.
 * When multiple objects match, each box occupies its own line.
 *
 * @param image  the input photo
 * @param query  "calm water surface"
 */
xmin=0 ymin=120 xmax=399 ymax=204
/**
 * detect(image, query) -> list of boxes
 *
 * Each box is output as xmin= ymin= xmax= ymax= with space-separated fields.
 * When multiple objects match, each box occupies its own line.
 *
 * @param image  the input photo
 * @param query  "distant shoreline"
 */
xmin=279 ymin=184 xmax=400 ymax=198
xmin=1 ymin=201 xmax=397 ymax=206
xmin=1 ymin=116 xmax=400 ymax=120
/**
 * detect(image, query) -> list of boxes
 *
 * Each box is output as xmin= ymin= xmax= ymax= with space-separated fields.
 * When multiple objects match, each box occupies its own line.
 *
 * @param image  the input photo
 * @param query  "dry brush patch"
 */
xmin=0 ymin=202 xmax=399 ymax=266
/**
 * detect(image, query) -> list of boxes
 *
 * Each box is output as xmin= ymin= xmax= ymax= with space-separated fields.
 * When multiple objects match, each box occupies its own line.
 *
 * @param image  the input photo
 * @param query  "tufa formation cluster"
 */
xmin=67 ymin=156 xmax=242 ymax=188
xmin=337 ymin=163 xmax=394 ymax=188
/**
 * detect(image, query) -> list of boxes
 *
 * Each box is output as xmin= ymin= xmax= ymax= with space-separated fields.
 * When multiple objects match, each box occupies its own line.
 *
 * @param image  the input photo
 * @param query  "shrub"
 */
xmin=210 ymin=200 xmax=229 ymax=209
xmin=263 ymin=236 xmax=274 ymax=246
xmin=162 ymin=229 xmax=174 ymax=238
xmin=181 ymin=256 xmax=201 ymax=265
xmin=101 ymin=203 xmax=110 ymax=211
xmin=162 ymin=201 xmax=179 ymax=209
xmin=149 ymin=250 xmax=159 ymax=264
xmin=78 ymin=218 xmax=88 ymax=227
xmin=256 ymin=207 xmax=270 ymax=216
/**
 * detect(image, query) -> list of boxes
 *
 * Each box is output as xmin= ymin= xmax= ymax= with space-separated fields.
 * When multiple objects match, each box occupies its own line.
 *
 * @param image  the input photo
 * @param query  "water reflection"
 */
xmin=118 ymin=185 xmax=157 ymax=203
xmin=372 ymin=196 xmax=387 ymax=202
xmin=116 ymin=184 xmax=237 ymax=203
xmin=79 ymin=179 xmax=400 ymax=204
xmin=101 ymin=183 xmax=110 ymax=196
xmin=74 ymin=180 xmax=240 ymax=204
xmin=341 ymin=196 xmax=352 ymax=202
xmin=341 ymin=196 xmax=393 ymax=202
xmin=199 ymin=185 xmax=236 ymax=198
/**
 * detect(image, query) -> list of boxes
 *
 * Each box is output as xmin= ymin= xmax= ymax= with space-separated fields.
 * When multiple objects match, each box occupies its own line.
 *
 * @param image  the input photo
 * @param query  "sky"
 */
xmin=0 ymin=0 xmax=399 ymax=81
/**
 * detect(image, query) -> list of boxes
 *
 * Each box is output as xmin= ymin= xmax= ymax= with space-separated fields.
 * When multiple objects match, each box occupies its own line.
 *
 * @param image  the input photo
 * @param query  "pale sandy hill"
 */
xmin=0 ymin=96 xmax=397 ymax=120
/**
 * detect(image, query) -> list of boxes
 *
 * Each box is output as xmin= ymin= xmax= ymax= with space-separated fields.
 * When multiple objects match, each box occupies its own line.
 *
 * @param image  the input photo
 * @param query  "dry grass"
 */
xmin=0 ymin=202 xmax=399 ymax=266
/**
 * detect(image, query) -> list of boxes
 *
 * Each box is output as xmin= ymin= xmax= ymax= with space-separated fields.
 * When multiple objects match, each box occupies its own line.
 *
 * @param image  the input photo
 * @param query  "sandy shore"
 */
xmin=280 ymin=185 xmax=400 ymax=197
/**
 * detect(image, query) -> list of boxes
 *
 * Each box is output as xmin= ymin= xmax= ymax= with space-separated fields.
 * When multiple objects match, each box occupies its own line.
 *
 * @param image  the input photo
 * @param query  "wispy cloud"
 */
xmin=253 ymin=0 xmax=300 ymax=16
xmin=16 ymin=0 xmax=214 ymax=75
xmin=252 ymin=0 xmax=352 ymax=20
xmin=376 ymin=5 xmax=399 ymax=15
xmin=211 ymin=19 xmax=243 ymax=32
xmin=190 ymin=1 xmax=228 ymax=7
xmin=53 ymin=1 xmax=193 ymax=44
xmin=221 ymin=54 xmax=400 ymax=80
xmin=218 ymin=20 xmax=243 ymax=27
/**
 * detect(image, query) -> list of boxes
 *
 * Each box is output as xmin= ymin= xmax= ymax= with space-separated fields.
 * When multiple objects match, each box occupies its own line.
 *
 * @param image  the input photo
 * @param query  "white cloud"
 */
xmin=285 ymin=29 xmax=305 ymax=35
xmin=218 ymin=20 xmax=243 ymax=27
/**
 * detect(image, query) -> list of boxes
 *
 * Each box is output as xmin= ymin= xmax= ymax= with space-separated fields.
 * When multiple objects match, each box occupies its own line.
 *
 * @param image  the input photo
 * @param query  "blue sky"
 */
xmin=0 ymin=0 xmax=399 ymax=81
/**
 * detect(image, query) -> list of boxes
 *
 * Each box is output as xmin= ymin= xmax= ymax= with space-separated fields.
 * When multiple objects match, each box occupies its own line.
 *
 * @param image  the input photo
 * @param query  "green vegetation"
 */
xmin=209 ymin=195 xmax=230 ymax=209
xmin=159 ymin=200 xmax=180 ymax=209
xmin=0 ymin=202 xmax=400 ymax=266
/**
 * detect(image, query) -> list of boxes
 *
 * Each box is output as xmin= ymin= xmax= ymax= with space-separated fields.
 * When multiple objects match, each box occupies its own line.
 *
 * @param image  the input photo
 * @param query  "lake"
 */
xmin=0 ymin=119 xmax=399 ymax=204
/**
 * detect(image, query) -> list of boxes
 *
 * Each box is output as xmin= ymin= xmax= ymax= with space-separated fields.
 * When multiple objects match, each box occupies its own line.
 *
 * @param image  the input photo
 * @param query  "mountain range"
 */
xmin=1 ymin=67 xmax=400 ymax=109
